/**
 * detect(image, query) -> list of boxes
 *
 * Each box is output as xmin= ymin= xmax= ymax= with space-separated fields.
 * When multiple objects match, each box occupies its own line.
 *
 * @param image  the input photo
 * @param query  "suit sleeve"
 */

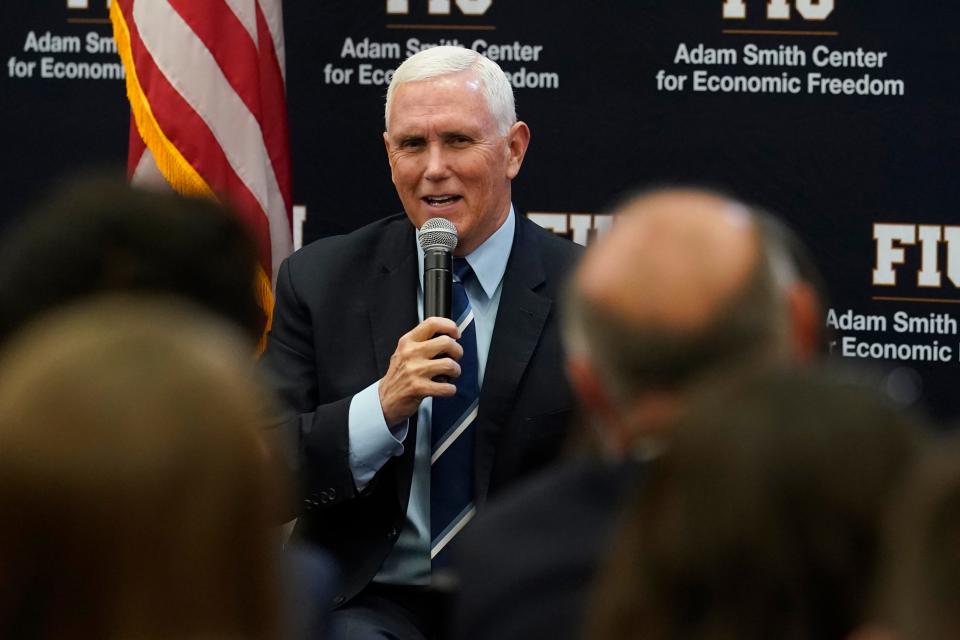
xmin=260 ymin=258 xmax=378 ymax=512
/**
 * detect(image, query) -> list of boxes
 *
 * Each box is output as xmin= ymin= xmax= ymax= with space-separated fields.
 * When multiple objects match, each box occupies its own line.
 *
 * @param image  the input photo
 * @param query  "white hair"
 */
xmin=384 ymin=46 xmax=516 ymax=135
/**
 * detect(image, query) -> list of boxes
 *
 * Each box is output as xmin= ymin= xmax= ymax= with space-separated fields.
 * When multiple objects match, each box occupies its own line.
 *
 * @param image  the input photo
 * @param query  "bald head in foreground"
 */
xmin=453 ymin=188 xmax=824 ymax=640
xmin=565 ymin=188 xmax=821 ymax=454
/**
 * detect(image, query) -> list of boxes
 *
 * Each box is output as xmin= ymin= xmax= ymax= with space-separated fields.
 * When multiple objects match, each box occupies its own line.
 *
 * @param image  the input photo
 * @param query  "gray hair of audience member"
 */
xmin=384 ymin=45 xmax=516 ymax=135
xmin=876 ymin=434 xmax=960 ymax=639
xmin=563 ymin=191 xmax=817 ymax=405
xmin=0 ymin=297 xmax=281 ymax=640
xmin=587 ymin=368 xmax=923 ymax=640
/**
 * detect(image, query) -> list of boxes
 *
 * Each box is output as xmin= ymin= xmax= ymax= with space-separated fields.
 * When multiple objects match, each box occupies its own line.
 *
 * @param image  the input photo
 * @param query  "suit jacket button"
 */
xmin=387 ymin=527 xmax=398 ymax=539
xmin=333 ymin=595 xmax=345 ymax=606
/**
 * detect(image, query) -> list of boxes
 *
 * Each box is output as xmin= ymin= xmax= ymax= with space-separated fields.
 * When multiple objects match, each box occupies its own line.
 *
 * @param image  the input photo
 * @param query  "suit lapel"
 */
xmin=365 ymin=218 xmax=420 ymax=510
xmin=368 ymin=219 xmax=419 ymax=378
xmin=475 ymin=216 xmax=552 ymax=504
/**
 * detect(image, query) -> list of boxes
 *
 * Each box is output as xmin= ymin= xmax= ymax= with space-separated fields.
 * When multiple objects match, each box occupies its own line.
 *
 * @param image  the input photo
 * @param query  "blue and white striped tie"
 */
xmin=430 ymin=257 xmax=479 ymax=566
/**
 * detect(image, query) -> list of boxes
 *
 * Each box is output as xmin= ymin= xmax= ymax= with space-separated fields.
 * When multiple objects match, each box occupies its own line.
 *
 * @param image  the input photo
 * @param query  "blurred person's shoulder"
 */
xmin=461 ymin=457 xmax=638 ymax=549
xmin=452 ymin=457 xmax=641 ymax=640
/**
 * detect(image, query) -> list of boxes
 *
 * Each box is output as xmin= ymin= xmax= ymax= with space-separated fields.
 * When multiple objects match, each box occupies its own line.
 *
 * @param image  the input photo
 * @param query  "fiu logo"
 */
xmin=723 ymin=0 xmax=834 ymax=20
xmin=67 ymin=0 xmax=110 ymax=8
xmin=873 ymin=224 xmax=960 ymax=288
xmin=527 ymin=213 xmax=610 ymax=247
xmin=387 ymin=0 xmax=492 ymax=16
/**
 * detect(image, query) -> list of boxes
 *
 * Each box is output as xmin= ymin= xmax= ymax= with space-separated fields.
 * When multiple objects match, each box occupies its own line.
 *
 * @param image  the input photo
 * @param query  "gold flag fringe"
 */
xmin=111 ymin=2 xmax=276 ymax=354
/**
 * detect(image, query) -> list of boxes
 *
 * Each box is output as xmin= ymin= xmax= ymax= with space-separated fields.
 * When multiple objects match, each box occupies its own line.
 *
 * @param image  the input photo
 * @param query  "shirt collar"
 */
xmin=416 ymin=205 xmax=515 ymax=300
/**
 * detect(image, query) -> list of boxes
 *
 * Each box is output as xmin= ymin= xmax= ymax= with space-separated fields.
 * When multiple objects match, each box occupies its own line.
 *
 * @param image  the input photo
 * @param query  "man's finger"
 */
xmin=425 ymin=356 xmax=462 ymax=380
xmin=407 ymin=316 xmax=459 ymax=342
xmin=424 ymin=380 xmax=458 ymax=398
xmin=422 ymin=335 xmax=464 ymax=361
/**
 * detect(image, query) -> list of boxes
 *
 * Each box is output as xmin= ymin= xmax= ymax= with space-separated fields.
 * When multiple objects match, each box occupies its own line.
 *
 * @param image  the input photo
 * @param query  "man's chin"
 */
xmin=419 ymin=203 xmax=463 ymax=222
xmin=409 ymin=208 xmax=463 ymax=231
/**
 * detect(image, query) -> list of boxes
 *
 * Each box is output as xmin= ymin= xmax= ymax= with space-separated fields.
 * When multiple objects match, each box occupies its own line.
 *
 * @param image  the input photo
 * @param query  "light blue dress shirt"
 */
xmin=347 ymin=207 xmax=516 ymax=585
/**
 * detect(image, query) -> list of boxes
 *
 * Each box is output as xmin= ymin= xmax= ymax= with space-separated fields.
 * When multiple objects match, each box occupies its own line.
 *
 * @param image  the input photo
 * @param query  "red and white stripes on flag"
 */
xmin=110 ymin=0 xmax=293 ymax=327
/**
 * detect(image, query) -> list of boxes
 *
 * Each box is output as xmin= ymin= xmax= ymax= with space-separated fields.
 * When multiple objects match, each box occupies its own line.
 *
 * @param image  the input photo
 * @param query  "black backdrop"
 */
xmin=3 ymin=1 xmax=960 ymax=420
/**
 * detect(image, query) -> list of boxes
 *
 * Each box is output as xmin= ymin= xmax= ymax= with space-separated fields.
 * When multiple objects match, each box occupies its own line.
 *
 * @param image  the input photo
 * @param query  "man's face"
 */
xmin=384 ymin=71 xmax=529 ymax=256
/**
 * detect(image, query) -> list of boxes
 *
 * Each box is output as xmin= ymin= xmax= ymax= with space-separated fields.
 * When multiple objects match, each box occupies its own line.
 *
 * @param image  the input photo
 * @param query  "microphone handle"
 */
xmin=423 ymin=249 xmax=452 ymax=319
xmin=423 ymin=249 xmax=453 ymax=383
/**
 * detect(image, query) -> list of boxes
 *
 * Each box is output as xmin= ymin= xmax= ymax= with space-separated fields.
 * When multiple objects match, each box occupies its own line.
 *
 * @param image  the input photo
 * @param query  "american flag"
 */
xmin=110 ymin=0 xmax=293 ymax=329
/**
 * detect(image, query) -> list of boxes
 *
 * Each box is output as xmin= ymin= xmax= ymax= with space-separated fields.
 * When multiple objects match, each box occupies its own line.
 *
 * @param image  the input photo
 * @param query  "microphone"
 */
xmin=418 ymin=219 xmax=458 ymax=385
xmin=417 ymin=218 xmax=458 ymax=320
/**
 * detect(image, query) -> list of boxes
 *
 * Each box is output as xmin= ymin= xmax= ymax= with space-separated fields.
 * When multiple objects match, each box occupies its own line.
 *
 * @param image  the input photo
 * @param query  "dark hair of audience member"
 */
xmin=0 ymin=176 xmax=265 ymax=346
xmin=586 ymin=369 xmax=923 ymax=640
xmin=0 ymin=297 xmax=281 ymax=640
xmin=876 ymin=433 xmax=960 ymax=639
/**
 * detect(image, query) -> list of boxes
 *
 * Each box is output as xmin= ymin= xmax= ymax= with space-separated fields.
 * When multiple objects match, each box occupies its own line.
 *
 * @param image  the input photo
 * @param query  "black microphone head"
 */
xmin=417 ymin=218 xmax=458 ymax=254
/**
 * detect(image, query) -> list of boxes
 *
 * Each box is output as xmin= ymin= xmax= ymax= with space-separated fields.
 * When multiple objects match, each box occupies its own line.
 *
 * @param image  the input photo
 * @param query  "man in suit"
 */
xmin=452 ymin=188 xmax=824 ymax=640
xmin=260 ymin=46 xmax=581 ymax=639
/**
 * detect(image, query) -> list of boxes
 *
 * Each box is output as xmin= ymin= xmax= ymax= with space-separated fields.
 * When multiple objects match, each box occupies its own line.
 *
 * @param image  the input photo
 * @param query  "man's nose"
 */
xmin=424 ymin=143 xmax=450 ymax=181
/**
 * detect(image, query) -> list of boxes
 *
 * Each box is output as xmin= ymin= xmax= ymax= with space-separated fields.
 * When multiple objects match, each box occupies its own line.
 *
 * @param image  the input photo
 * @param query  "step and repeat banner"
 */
xmin=3 ymin=1 xmax=960 ymax=421
xmin=1 ymin=2 xmax=128 ymax=230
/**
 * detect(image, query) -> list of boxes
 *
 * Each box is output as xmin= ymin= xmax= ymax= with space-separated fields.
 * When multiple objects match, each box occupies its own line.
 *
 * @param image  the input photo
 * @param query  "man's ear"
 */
xmin=383 ymin=131 xmax=397 ymax=184
xmin=566 ymin=355 xmax=621 ymax=442
xmin=786 ymin=281 xmax=821 ymax=364
xmin=505 ymin=121 xmax=531 ymax=180
xmin=567 ymin=355 xmax=605 ymax=414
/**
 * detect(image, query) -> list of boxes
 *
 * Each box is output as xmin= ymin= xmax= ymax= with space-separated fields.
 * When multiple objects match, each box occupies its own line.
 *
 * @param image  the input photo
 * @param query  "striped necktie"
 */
xmin=430 ymin=257 xmax=479 ymax=566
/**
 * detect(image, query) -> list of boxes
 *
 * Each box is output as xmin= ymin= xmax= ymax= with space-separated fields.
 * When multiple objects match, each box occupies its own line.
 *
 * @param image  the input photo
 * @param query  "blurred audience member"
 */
xmin=0 ymin=176 xmax=265 ymax=347
xmin=875 ymin=434 xmax=960 ymax=640
xmin=452 ymin=188 xmax=823 ymax=640
xmin=587 ymin=369 xmax=923 ymax=640
xmin=0 ymin=298 xmax=280 ymax=639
